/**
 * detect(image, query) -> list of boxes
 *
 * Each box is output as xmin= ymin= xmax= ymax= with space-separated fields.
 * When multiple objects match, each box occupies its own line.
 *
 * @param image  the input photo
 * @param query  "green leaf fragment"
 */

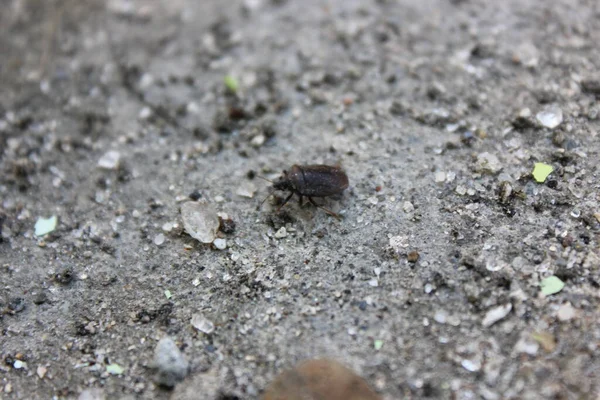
xmin=164 ymin=290 xmax=172 ymax=299
xmin=106 ymin=363 xmax=124 ymax=375
xmin=224 ymin=75 xmax=239 ymax=92
xmin=540 ymin=276 xmax=564 ymax=296
xmin=35 ymin=215 xmax=57 ymax=236
xmin=532 ymin=163 xmax=553 ymax=183
xmin=374 ymin=339 xmax=384 ymax=350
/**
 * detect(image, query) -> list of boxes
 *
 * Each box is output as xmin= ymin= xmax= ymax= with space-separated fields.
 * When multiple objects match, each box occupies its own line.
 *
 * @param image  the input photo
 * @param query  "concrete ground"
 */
xmin=1 ymin=0 xmax=599 ymax=399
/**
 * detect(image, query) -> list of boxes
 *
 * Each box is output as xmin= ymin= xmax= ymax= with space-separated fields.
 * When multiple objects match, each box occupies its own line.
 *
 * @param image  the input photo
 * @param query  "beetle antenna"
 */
xmin=256 ymin=175 xmax=274 ymax=183
xmin=257 ymin=189 xmax=274 ymax=210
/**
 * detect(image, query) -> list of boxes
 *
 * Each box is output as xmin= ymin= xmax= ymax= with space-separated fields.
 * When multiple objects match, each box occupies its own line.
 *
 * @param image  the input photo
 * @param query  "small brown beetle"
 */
xmin=260 ymin=164 xmax=349 ymax=219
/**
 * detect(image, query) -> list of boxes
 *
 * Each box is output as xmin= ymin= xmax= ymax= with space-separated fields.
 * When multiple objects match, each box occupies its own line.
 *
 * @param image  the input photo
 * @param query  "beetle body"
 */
xmin=268 ymin=164 xmax=349 ymax=218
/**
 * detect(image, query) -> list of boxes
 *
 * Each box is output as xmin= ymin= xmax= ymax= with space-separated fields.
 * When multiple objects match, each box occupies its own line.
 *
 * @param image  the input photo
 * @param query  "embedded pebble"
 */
xmin=461 ymin=359 xmax=481 ymax=372
xmin=191 ymin=313 xmax=215 ymax=334
xmin=77 ymin=389 xmax=105 ymax=400
xmin=402 ymin=201 xmax=414 ymax=213
xmin=154 ymin=233 xmax=165 ymax=246
xmin=36 ymin=365 xmax=47 ymax=379
xmin=97 ymin=150 xmax=121 ymax=170
xmin=274 ymin=227 xmax=288 ymax=238
xmin=434 ymin=309 xmax=448 ymax=324
xmin=482 ymin=303 xmax=512 ymax=327
xmin=236 ymin=182 xmax=257 ymax=198
xmin=455 ymin=185 xmax=467 ymax=195
xmin=180 ymin=202 xmax=220 ymax=243
xmin=153 ymin=337 xmax=189 ymax=388
xmin=476 ymin=152 xmax=502 ymax=174
xmin=35 ymin=216 xmax=57 ymax=236
xmin=213 ymin=238 xmax=227 ymax=250
xmin=536 ymin=105 xmax=563 ymax=129
xmin=434 ymin=171 xmax=446 ymax=183
xmin=557 ymin=303 xmax=576 ymax=321
xmin=407 ymin=250 xmax=420 ymax=263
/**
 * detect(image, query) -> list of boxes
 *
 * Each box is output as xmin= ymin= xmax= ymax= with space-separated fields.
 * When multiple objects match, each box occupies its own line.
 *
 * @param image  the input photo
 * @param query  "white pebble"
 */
xmin=180 ymin=202 xmax=219 ymax=244
xmin=482 ymin=303 xmax=512 ymax=327
xmin=274 ymin=227 xmax=287 ymax=238
xmin=154 ymin=234 xmax=165 ymax=246
xmin=236 ymin=182 xmax=257 ymax=198
xmin=97 ymin=151 xmax=121 ymax=170
xmin=536 ymin=105 xmax=563 ymax=129
xmin=213 ymin=238 xmax=227 ymax=250
xmin=191 ymin=314 xmax=214 ymax=334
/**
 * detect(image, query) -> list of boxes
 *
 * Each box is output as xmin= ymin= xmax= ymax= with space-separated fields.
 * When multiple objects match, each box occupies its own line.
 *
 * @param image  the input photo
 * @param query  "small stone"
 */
xmin=476 ymin=152 xmax=502 ymax=174
xmin=13 ymin=360 xmax=26 ymax=369
xmin=514 ymin=335 xmax=539 ymax=356
xmin=106 ymin=364 xmax=124 ymax=375
xmin=97 ymin=150 xmax=121 ymax=170
xmin=162 ymin=222 xmax=174 ymax=232
xmin=180 ymin=202 xmax=219 ymax=244
xmin=139 ymin=106 xmax=152 ymax=120
xmin=191 ymin=313 xmax=215 ymax=334
xmin=455 ymin=185 xmax=467 ymax=195
xmin=188 ymin=190 xmax=202 ymax=201
xmin=263 ymin=359 xmax=381 ymax=400
xmin=536 ymin=105 xmax=563 ymax=129
xmin=402 ymin=201 xmax=414 ymax=213
xmin=213 ymin=238 xmax=227 ymax=250
xmin=274 ymin=227 xmax=287 ymax=239
xmin=7 ymin=297 xmax=25 ymax=314
xmin=434 ymin=171 xmax=446 ymax=183
xmin=557 ymin=303 xmax=576 ymax=321
xmin=139 ymin=73 xmax=154 ymax=89
xmin=5 ymin=383 xmax=12 ymax=394
xmin=153 ymin=337 xmax=189 ymax=388
xmin=482 ymin=303 xmax=512 ymax=327
xmin=35 ymin=215 xmax=57 ymax=236
xmin=368 ymin=278 xmax=378 ymax=287
xmin=461 ymin=359 xmax=481 ymax=372
xmin=407 ymin=250 xmax=420 ymax=263
xmin=37 ymin=365 xmax=47 ymax=379
xmin=236 ymin=182 xmax=257 ymax=198
xmin=367 ymin=196 xmax=379 ymax=205
xmin=434 ymin=309 xmax=448 ymax=324
xmin=33 ymin=291 xmax=48 ymax=305
xmin=250 ymin=134 xmax=266 ymax=148
xmin=154 ymin=233 xmax=165 ymax=246
xmin=77 ymin=388 xmax=105 ymax=400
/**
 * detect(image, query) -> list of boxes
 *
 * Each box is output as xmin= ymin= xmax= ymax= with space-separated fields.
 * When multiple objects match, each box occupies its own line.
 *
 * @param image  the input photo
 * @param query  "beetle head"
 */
xmin=273 ymin=178 xmax=293 ymax=192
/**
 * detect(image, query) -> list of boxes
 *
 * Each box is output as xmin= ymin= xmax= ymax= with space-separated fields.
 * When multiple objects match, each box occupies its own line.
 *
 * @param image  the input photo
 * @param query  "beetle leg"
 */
xmin=277 ymin=192 xmax=295 ymax=212
xmin=308 ymin=197 xmax=341 ymax=220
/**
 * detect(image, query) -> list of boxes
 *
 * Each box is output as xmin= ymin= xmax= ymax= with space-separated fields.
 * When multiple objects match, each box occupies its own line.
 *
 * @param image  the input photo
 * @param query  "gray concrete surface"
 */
xmin=1 ymin=0 xmax=599 ymax=398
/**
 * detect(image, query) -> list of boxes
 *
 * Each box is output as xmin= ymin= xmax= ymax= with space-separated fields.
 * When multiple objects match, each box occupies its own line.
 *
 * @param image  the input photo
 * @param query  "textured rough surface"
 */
xmin=153 ymin=337 xmax=189 ymax=388
xmin=1 ymin=0 xmax=599 ymax=399
xmin=263 ymin=359 xmax=380 ymax=400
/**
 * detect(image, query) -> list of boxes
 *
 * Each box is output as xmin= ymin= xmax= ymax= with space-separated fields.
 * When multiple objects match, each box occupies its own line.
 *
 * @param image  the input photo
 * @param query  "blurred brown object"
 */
xmin=263 ymin=359 xmax=381 ymax=400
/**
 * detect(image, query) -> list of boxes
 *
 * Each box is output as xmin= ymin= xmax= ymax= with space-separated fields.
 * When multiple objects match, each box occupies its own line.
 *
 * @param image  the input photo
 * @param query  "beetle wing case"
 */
xmin=294 ymin=165 xmax=349 ymax=197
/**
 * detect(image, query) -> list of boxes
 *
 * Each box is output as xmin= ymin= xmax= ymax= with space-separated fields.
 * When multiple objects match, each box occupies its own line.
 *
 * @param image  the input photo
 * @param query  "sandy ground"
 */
xmin=1 ymin=0 xmax=599 ymax=399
